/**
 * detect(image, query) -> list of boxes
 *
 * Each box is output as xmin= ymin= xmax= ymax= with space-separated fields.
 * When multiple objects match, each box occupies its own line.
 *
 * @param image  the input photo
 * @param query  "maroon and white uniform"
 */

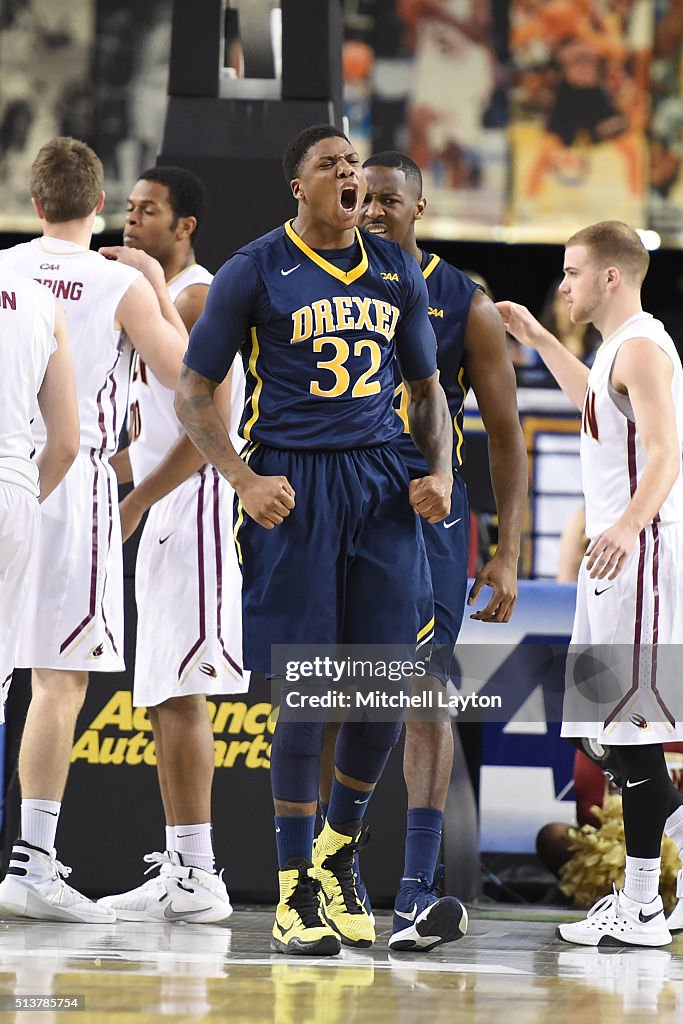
xmin=0 ymin=269 xmax=56 ymax=714
xmin=563 ymin=312 xmax=683 ymax=744
xmin=0 ymin=237 xmax=139 ymax=672
xmin=128 ymin=264 xmax=248 ymax=706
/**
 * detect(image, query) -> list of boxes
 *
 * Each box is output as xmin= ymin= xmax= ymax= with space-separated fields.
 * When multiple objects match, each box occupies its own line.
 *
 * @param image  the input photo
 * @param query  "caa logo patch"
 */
xmin=199 ymin=663 xmax=218 ymax=678
xmin=628 ymin=713 xmax=648 ymax=729
xmin=381 ymin=272 xmax=399 ymax=282
xmin=428 ymin=307 xmax=444 ymax=318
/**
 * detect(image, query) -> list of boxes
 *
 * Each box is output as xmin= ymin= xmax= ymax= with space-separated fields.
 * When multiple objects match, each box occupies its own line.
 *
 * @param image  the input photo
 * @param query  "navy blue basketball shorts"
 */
xmin=234 ymin=443 xmax=434 ymax=674
xmin=418 ymin=471 xmax=470 ymax=685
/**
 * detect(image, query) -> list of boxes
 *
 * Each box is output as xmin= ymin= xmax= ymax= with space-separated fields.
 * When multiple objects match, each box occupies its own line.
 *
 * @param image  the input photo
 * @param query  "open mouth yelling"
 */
xmin=339 ymin=185 xmax=358 ymax=214
xmin=363 ymin=222 xmax=386 ymax=234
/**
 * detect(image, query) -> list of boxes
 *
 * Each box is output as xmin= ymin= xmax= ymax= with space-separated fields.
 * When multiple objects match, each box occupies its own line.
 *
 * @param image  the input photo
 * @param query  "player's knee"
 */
xmin=273 ymin=718 xmax=325 ymax=757
xmin=156 ymin=693 xmax=208 ymax=719
xmin=406 ymin=674 xmax=449 ymax=727
xmin=617 ymin=743 xmax=668 ymax=782
xmin=32 ymin=668 xmax=88 ymax=711
xmin=363 ymin=717 xmax=404 ymax=752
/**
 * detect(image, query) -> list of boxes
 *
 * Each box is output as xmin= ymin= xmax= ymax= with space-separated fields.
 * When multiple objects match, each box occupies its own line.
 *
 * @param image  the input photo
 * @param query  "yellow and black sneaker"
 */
xmin=312 ymin=821 xmax=375 ymax=948
xmin=271 ymin=858 xmax=341 ymax=956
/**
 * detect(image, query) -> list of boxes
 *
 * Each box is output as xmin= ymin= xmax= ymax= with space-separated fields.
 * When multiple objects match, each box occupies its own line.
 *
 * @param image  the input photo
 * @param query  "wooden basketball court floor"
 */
xmin=1 ymin=906 xmax=682 ymax=1023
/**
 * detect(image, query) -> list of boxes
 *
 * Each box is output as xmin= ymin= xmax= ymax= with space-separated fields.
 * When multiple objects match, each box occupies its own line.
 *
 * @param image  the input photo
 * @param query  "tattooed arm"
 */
xmin=174 ymin=365 xmax=294 ymax=529
xmin=175 ymin=255 xmax=295 ymax=528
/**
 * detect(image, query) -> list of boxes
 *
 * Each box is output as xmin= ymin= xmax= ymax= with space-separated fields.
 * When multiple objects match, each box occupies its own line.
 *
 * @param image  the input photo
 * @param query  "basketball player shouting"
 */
xmin=175 ymin=124 xmax=452 ymax=956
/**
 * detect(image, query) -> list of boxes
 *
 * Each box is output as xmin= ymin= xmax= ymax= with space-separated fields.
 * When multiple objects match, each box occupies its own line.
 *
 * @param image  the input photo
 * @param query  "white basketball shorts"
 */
xmin=133 ymin=465 xmax=249 ymax=707
xmin=15 ymin=449 xmax=125 ymax=673
xmin=0 ymin=482 xmax=40 ymax=721
xmin=563 ymin=521 xmax=683 ymax=745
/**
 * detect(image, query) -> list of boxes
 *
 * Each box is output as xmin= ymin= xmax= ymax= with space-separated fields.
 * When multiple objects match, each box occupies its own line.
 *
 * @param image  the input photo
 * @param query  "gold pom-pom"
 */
xmin=559 ymin=794 xmax=681 ymax=913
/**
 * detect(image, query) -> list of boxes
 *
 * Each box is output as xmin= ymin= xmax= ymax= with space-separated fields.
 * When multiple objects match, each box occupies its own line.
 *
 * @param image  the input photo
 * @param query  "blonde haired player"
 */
xmin=0 ymin=138 xmax=187 ymax=923
xmin=99 ymin=167 xmax=248 ymax=923
xmin=498 ymin=221 xmax=683 ymax=947
xmin=0 ymin=274 xmax=79 ymax=721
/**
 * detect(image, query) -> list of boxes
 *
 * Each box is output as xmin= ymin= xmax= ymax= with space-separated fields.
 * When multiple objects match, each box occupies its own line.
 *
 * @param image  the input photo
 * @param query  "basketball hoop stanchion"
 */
xmin=159 ymin=0 xmax=344 ymax=271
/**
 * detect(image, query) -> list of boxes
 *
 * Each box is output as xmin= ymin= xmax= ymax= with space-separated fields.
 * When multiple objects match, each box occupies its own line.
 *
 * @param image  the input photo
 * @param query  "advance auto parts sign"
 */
xmin=71 ymin=690 xmax=276 ymax=769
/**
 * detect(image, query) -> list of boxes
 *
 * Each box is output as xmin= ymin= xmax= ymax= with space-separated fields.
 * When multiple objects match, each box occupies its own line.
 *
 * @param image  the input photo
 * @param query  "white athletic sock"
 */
xmin=172 ymin=823 xmax=215 ymax=873
xmin=623 ymin=855 xmax=661 ymax=905
xmin=20 ymin=799 xmax=61 ymax=855
xmin=665 ymin=805 xmax=683 ymax=856
xmin=165 ymin=826 xmax=175 ymax=853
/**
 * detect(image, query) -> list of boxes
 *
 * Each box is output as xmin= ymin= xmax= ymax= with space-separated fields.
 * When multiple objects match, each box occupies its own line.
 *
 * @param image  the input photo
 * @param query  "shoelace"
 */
xmin=325 ymin=830 xmax=370 ymax=915
xmin=290 ymin=871 xmax=325 ymax=928
xmin=587 ymin=887 xmax=618 ymax=919
xmin=51 ymin=858 xmax=72 ymax=882
xmin=142 ymin=851 xmax=175 ymax=876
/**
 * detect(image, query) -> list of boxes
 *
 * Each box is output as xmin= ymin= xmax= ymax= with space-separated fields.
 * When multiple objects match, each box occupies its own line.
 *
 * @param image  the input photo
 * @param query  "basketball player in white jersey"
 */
xmin=0 ymin=273 xmax=79 ymax=720
xmin=0 ymin=138 xmax=188 ymax=924
xmin=498 ymin=221 xmax=683 ymax=947
xmin=96 ymin=167 xmax=248 ymax=923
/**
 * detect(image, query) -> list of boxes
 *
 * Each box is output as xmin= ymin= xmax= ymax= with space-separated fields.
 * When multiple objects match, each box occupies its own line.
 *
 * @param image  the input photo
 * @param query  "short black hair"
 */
xmin=138 ymin=165 xmax=207 ymax=238
xmin=282 ymin=124 xmax=349 ymax=184
xmin=363 ymin=151 xmax=423 ymax=196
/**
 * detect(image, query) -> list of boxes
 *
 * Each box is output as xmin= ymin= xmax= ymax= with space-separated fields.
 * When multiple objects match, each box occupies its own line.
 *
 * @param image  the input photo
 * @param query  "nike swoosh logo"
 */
xmin=625 ymin=778 xmax=650 ymax=788
xmin=159 ymin=534 xmax=174 ymax=545
xmin=280 ymin=264 xmax=301 ymax=276
xmin=444 ymin=518 xmax=461 ymax=529
xmin=354 ymin=797 xmax=370 ymax=805
xmin=594 ymin=586 xmax=613 ymax=596
xmin=36 ymin=809 xmax=59 ymax=816
xmin=163 ymin=903 xmax=214 ymax=921
xmin=394 ymin=902 xmax=418 ymax=922
xmin=176 ymin=832 xmax=201 ymax=839
xmin=275 ymin=919 xmax=296 ymax=937
xmin=639 ymin=908 xmax=662 ymax=923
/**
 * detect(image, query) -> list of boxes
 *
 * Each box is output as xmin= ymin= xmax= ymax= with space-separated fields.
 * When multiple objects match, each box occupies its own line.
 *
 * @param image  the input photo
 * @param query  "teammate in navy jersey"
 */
xmin=175 ymin=125 xmax=453 ymax=957
xmin=339 ymin=151 xmax=524 ymax=952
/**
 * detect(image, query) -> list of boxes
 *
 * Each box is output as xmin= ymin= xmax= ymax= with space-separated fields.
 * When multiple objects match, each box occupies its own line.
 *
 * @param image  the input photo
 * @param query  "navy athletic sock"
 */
xmin=326 ymin=779 xmax=371 ymax=829
xmin=275 ymin=815 xmax=315 ymax=869
xmin=319 ymin=800 xmax=329 ymax=822
xmin=402 ymin=807 xmax=444 ymax=884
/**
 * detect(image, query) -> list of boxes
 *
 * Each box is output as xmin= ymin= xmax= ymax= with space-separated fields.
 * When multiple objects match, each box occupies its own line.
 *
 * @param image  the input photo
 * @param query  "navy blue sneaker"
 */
xmin=388 ymin=868 xmax=467 ymax=952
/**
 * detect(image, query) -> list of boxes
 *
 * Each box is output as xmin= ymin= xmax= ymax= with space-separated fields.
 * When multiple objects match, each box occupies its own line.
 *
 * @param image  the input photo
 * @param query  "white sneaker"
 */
xmin=0 ymin=840 xmax=116 ymax=923
xmin=557 ymin=887 xmax=672 ymax=948
xmin=665 ymin=867 xmax=683 ymax=933
xmin=98 ymin=851 xmax=233 ymax=923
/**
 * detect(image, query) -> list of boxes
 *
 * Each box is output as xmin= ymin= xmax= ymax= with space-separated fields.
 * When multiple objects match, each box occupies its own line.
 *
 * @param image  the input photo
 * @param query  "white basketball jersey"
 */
xmin=128 ymin=264 xmax=245 ymax=484
xmin=0 ymin=238 xmax=140 ymax=454
xmin=581 ymin=312 xmax=683 ymax=538
xmin=0 ymin=267 xmax=56 ymax=496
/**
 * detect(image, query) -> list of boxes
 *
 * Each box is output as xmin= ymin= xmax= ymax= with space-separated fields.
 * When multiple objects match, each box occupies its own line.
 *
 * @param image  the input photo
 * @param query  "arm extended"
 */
xmin=465 ymin=293 xmax=528 ymax=621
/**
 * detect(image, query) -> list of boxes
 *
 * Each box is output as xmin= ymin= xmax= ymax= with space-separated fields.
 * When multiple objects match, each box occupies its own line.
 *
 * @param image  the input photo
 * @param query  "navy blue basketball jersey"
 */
xmin=184 ymin=222 xmax=437 ymax=449
xmin=393 ymin=254 xmax=478 ymax=476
